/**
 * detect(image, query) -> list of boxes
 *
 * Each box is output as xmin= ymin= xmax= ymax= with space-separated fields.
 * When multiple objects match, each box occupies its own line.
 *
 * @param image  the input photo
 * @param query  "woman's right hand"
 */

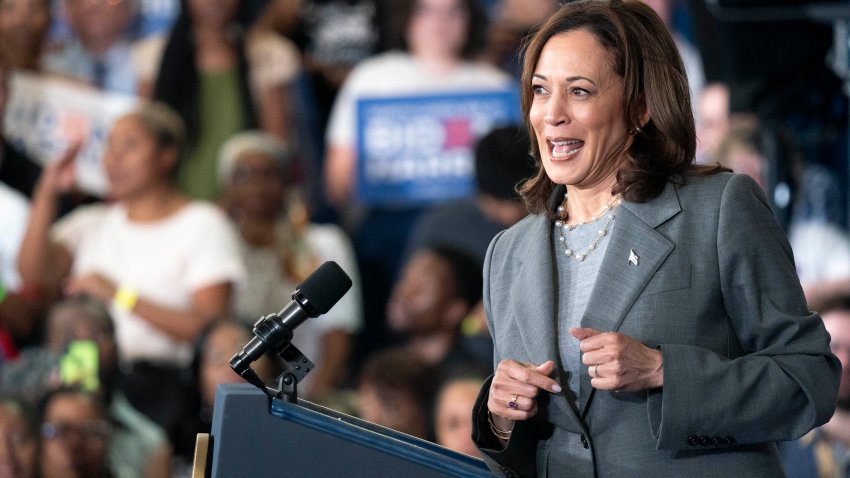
xmin=39 ymin=142 xmax=81 ymax=195
xmin=487 ymin=360 xmax=562 ymax=430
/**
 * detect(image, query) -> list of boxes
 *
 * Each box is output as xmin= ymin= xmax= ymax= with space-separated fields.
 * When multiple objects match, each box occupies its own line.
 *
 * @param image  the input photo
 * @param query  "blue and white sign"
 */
xmin=356 ymin=89 xmax=520 ymax=206
xmin=3 ymin=71 xmax=139 ymax=196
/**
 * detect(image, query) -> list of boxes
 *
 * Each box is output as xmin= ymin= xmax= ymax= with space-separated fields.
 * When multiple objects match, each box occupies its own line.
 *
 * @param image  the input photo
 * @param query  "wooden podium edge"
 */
xmin=192 ymin=433 xmax=211 ymax=478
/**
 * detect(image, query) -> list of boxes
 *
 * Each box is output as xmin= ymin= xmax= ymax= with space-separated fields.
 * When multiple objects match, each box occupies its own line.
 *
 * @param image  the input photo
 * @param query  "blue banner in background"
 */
xmin=355 ymin=89 xmax=521 ymax=207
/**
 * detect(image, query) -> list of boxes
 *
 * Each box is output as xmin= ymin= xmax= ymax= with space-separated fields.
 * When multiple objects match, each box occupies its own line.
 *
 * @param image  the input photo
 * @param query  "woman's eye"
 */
xmin=571 ymin=87 xmax=590 ymax=97
xmin=532 ymin=84 xmax=547 ymax=95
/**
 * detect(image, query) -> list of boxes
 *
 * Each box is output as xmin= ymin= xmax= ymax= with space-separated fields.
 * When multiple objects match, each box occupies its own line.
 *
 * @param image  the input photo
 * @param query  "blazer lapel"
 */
xmin=509 ymin=215 xmax=585 ymax=430
xmin=579 ymin=182 xmax=681 ymax=415
xmin=510 ymin=215 xmax=559 ymax=368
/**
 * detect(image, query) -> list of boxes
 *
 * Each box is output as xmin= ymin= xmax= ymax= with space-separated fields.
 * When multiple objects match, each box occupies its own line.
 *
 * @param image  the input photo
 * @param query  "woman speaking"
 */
xmin=472 ymin=1 xmax=840 ymax=476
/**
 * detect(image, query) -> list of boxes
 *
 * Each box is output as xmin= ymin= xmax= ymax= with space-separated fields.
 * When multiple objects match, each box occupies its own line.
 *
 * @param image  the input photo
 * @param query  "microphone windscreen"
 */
xmin=298 ymin=261 xmax=353 ymax=315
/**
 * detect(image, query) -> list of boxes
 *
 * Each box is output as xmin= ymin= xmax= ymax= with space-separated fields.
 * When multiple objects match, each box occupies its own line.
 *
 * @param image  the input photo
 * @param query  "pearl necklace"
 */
xmin=554 ymin=193 xmax=621 ymax=262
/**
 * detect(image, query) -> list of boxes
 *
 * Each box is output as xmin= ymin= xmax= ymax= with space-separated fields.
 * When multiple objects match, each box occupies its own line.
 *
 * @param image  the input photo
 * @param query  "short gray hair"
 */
xmin=217 ymin=130 xmax=290 ymax=187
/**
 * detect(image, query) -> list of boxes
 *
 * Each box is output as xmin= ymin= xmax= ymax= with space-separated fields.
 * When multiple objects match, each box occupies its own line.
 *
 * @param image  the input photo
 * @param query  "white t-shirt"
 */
xmin=789 ymin=221 xmax=850 ymax=288
xmin=235 ymin=222 xmax=363 ymax=392
xmin=0 ymin=183 xmax=29 ymax=291
xmin=53 ymin=201 xmax=245 ymax=366
xmin=326 ymin=51 xmax=515 ymax=146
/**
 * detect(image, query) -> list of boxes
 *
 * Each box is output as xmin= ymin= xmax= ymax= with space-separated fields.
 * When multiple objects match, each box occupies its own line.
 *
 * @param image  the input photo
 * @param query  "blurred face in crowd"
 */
xmin=823 ymin=308 xmax=850 ymax=409
xmin=387 ymin=251 xmax=466 ymax=334
xmin=64 ymin=0 xmax=134 ymax=54
xmin=696 ymin=83 xmax=730 ymax=163
xmin=0 ymin=403 xmax=37 ymax=478
xmin=434 ymin=379 xmax=480 ymax=457
xmin=0 ymin=0 xmax=50 ymax=68
xmin=40 ymin=393 xmax=110 ymax=478
xmin=721 ymin=144 xmax=765 ymax=191
xmin=407 ymin=0 xmax=469 ymax=60
xmin=227 ymin=151 xmax=286 ymax=221
xmin=529 ymin=30 xmax=631 ymax=190
xmin=47 ymin=302 xmax=119 ymax=382
xmin=103 ymin=114 xmax=175 ymax=201
xmin=358 ymin=383 xmax=428 ymax=439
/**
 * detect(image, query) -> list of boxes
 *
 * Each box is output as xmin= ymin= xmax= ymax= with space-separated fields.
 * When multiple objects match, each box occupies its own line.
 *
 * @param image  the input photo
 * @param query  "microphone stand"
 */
xmin=231 ymin=313 xmax=316 ymax=404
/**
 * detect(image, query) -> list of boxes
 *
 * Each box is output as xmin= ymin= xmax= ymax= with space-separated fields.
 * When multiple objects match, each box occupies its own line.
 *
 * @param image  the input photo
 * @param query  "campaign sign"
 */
xmin=3 ymin=71 xmax=139 ymax=196
xmin=356 ymin=90 xmax=520 ymax=206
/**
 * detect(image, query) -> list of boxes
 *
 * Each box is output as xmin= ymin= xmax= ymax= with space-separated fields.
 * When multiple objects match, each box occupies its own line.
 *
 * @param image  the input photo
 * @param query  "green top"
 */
xmin=178 ymin=68 xmax=247 ymax=201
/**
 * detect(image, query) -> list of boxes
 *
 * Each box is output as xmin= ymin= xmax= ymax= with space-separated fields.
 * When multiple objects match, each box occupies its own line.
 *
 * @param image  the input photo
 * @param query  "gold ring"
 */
xmin=508 ymin=394 xmax=518 ymax=410
xmin=590 ymin=364 xmax=597 ymax=377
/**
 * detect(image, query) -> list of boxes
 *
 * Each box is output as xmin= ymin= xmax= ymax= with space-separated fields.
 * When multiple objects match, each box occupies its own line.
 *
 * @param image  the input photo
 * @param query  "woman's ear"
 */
xmin=158 ymin=146 xmax=179 ymax=177
xmin=637 ymin=94 xmax=652 ymax=129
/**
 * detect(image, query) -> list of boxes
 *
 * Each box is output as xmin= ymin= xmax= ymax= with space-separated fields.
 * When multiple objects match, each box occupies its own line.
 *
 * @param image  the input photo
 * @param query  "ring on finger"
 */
xmin=508 ymin=394 xmax=518 ymax=410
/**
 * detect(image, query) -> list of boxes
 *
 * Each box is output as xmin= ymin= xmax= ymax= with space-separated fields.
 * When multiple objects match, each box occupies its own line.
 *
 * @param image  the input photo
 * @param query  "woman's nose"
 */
xmin=544 ymin=92 xmax=569 ymax=126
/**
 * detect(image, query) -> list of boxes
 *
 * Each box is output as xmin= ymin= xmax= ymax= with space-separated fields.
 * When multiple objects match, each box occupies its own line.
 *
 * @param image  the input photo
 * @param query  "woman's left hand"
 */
xmin=570 ymin=327 xmax=664 ymax=392
xmin=64 ymin=273 xmax=117 ymax=304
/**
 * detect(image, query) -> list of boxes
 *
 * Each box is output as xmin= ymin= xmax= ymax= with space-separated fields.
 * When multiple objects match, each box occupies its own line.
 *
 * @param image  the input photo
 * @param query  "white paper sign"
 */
xmin=3 ymin=71 xmax=139 ymax=196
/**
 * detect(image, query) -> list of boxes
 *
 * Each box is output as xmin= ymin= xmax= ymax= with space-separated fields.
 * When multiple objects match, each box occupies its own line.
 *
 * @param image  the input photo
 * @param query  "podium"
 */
xmin=202 ymin=384 xmax=496 ymax=477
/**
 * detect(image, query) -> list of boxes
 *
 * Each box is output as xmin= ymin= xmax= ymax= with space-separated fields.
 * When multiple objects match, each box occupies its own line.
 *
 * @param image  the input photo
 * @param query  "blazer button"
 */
xmin=580 ymin=434 xmax=589 ymax=449
xmin=712 ymin=436 xmax=722 ymax=446
xmin=687 ymin=434 xmax=699 ymax=446
xmin=699 ymin=435 xmax=710 ymax=446
xmin=724 ymin=436 xmax=736 ymax=445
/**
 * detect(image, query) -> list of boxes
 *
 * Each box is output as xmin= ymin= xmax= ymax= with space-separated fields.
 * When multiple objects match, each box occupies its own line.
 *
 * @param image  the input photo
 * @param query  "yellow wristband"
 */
xmin=113 ymin=286 xmax=139 ymax=312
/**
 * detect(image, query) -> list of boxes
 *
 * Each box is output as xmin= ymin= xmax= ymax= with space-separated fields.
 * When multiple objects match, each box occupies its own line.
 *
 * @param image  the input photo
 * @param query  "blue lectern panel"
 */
xmin=209 ymin=384 xmax=495 ymax=477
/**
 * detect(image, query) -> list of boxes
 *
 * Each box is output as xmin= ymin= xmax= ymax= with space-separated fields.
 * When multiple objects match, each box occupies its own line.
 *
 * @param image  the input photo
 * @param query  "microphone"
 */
xmin=229 ymin=261 xmax=352 ymax=384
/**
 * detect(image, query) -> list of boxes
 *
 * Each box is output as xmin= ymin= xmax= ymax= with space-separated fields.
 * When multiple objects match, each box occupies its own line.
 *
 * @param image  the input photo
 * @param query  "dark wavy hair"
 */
xmin=518 ymin=0 xmax=726 ymax=216
xmin=152 ymin=0 xmax=257 ymax=146
xmin=384 ymin=0 xmax=487 ymax=59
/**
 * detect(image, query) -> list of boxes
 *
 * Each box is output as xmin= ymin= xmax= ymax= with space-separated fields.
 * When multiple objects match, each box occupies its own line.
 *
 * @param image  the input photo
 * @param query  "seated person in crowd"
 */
xmin=713 ymin=115 xmax=850 ymax=308
xmin=38 ymin=387 xmax=113 ymax=478
xmin=41 ymin=0 xmax=139 ymax=93
xmin=0 ymin=0 xmax=50 ymax=71
xmin=0 ymin=395 xmax=38 ymax=478
xmin=357 ymin=347 xmax=435 ymax=440
xmin=1 ymin=296 xmax=172 ymax=478
xmin=433 ymin=366 xmax=488 ymax=457
xmin=217 ymin=131 xmax=362 ymax=399
xmin=779 ymin=294 xmax=850 ymax=477
xmin=171 ymin=319 xmax=280 ymax=473
xmin=17 ymin=101 xmax=244 ymax=436
xmin=403 ymin=124 xmax=535 ymax=266
xmin=386 ymin=245 xmax=486 ymax=370
xmin=695 ymin=82 xmax=730 ymax=165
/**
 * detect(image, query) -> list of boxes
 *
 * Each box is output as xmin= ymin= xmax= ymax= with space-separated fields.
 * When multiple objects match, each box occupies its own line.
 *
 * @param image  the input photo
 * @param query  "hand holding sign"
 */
xmin=40 ymin=141 xmax=82 ymax=195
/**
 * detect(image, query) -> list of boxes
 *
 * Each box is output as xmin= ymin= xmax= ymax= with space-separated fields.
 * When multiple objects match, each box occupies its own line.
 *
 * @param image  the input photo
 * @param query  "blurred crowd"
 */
xmin=0 ymin=0 xmax=849 ymax=477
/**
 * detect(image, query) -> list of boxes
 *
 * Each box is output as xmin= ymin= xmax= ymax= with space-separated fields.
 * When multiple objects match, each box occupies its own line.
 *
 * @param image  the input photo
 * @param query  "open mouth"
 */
xmin=549 ymin=139 xmax=584 ymax=159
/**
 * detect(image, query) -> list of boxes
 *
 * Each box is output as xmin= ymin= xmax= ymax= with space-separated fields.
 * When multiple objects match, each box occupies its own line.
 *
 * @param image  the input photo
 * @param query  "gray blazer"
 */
xmin=472 ymin=173 xmax=840 ymax=477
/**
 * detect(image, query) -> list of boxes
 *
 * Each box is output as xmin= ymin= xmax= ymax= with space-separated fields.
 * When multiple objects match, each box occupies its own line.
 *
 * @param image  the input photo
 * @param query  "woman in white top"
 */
xmin=323 ymin=0 xmax=513 ymax=207
xmin=17 ymin=101 xmax=244 ymax=431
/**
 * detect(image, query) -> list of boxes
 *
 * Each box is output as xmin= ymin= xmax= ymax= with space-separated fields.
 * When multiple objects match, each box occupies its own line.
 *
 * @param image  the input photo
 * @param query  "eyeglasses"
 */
xmin=41 ymin=420 xmax=112 ymax=442
xmin=231 ymin=164 xmax=285 ymax=185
